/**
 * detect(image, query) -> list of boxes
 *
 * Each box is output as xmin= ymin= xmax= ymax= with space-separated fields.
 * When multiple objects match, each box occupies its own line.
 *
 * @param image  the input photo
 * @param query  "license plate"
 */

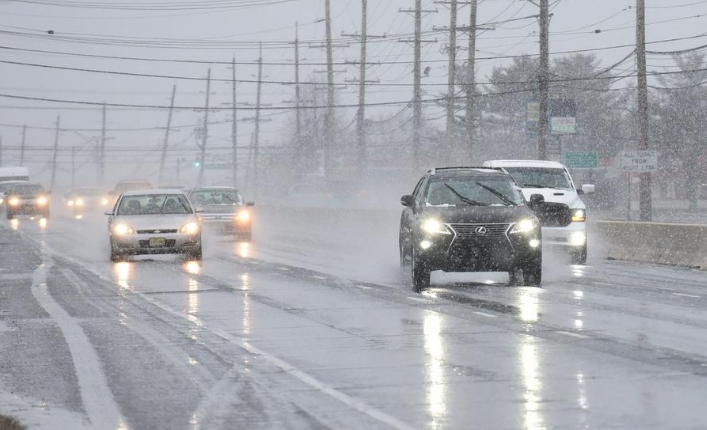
xmin=149 ymin=237 xmax=166 ymax=247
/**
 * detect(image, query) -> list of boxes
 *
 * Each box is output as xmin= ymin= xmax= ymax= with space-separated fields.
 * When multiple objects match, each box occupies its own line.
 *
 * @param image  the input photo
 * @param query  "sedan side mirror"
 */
xmin=581 ymin=184 xmax=596 ymax=195
xmin=529 ymin=194 xmax=545 ymax=207
xmin=401 ymin=195 xmax=415 ymax=207
xmin=246 ymin=201 xmax=255 ymax=207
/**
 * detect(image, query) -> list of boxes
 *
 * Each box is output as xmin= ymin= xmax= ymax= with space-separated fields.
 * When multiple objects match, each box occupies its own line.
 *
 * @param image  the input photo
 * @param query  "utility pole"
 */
xmin=19 ymin=125 xmax=26 ymax=166
xmin=294 ymin=24 xmax=303 ymax=179
xmin=324 ymin=0 xmax=336 ymax=180
xmin=198 ymin=68 xmax=211 ymax=186
xmin=636 ymin=0 xmax=652 ymax=220
xmin=445 ymin=0 xmax=458 ymax=157
xmin=538 ymin=0 xmax=550 ymax=160
xmin=253 ymin=45 xmax=263 ymax=196
xmin=50 ymin=116 xmax=60 ymax=191
xmin=71 ymin=146 xmax=76 ymax=188
xmin=158 ymin=84 xmax=177 ymax=186
xmin=465 ymin=0 xmax=478 ymax=163
xmin=100 ymin=102 xmax=106 ymax=185
xmin=231 ymin=58 xmax=239 ymax=189
xmin=357 ymin=0 xmax=368 ymax=178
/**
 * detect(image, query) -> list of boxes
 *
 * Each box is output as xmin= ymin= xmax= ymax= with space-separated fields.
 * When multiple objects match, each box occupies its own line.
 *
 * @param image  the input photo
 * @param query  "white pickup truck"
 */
xmin=483 ymin=160 xmax=594 ymax=264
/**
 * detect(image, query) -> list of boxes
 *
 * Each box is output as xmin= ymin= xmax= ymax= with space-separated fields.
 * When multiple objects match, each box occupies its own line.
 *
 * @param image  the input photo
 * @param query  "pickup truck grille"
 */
xmin=533 ymin=203 xmax=572 ymax=227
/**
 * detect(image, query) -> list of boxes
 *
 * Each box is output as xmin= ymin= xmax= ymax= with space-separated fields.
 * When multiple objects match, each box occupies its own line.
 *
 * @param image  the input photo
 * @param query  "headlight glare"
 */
xmin=37 ymin=196 xmax=48 ymax=206
xmin=68 ymin=200 xmax=75 ymax=207
xmin=237 ymin=211 xmax=250 ymax=222
xmin=421 ymin=219 xmax=451 ymax=235
xmin=113 ymin=224 xmax=134 ymax=235
xmin=75 ymin=198 xmax=83 ymax=206
xmin=9 ymin=197 xmax=20 ymax=206
xmin=180 ymin=222 xmax=200 ymax=234
xmin=510 ymin=219 xmax=537 ymax=234
xmin=571 ymin=209 xmax=586 ymax=222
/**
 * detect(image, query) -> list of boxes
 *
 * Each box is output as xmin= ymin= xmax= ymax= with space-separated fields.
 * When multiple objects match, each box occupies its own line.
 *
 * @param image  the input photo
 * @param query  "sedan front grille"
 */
xmin=137 ymin=229 xmax=178 ymax=234
xmin=449 ymin=223 xmax=510 ymax=238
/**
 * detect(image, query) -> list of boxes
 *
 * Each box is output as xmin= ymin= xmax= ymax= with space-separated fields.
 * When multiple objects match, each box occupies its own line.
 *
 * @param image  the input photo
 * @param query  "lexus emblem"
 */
xmin=154 ymin=230 xmax=161 ymax=234
xmin=475 ymin=227 xmax=488 ymax=235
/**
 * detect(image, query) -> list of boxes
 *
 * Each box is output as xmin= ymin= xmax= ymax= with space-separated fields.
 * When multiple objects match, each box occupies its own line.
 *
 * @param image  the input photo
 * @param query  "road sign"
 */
xmin=564 ymin=151 xmax=598 ymax=169
xmin=621 ymin=150 xmax=658 ymax=172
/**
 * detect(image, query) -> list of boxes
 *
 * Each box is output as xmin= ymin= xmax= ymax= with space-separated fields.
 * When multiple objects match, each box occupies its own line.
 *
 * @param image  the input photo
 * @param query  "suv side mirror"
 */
xmin=401 ymin=195 xmax=415 ymax=207
xmin=529 ymin=194 xmax=545 ymax=207
xmin=581 ymin=184 xmax=596 ymax=195
xmin=245 ymin=201 xmax=255 ymax=207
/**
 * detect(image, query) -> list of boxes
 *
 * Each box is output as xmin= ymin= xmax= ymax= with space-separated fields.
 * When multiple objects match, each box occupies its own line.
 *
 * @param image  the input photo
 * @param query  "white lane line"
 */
xmin=311 ymin=275 xmax=327 ymax=280
xmin=30 ymin=249 xmax=127 ymax=430
xmin=407 ymin=297 xmax=427 ymax=303
xmin=557 ymin=331 xmax=589 ymax=339
xmin=0 ymin=273 xmax=33 ymax=281
xmin=673 ymin=293 xmax=701 ymax=298
xmin=592 ymin=282 xmax=614 ymax=287
xmin=356 ymin=285 xmax=373 ymax=290
xmin=473 ymin=311 xmax=498 ymax=318
xmin=34 ymin=241 xmax=414 ymax=430
xmin=278 ymin=267 xmax=290 ymax=271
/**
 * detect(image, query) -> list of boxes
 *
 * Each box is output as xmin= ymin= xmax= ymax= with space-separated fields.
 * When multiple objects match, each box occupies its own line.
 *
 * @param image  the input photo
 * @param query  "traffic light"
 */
xmin=194 ymin=161 xmax=201 ymax=168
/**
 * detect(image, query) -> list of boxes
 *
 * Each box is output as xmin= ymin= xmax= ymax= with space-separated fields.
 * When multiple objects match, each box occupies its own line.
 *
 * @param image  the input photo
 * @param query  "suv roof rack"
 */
xmin=430 ymin=167 xmax=504 ymax=175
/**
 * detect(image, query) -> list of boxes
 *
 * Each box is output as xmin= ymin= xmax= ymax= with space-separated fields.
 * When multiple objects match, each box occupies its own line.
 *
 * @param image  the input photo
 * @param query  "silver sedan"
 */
xmin=106 ymin=190 xmax=202 ymax=262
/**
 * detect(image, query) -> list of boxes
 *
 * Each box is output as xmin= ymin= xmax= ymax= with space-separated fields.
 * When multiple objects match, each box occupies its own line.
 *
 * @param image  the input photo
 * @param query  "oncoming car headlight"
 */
xmin=102 ymin=198 xmax=109 ymax=206
xmin=236 ymin=211 xmax=250 ymax=222
xmin=9 ymin=197 xmax=20 ymax=207
xmin=571 ymin=209 xmax=586 ymax=222
xmin=180 ymin=222 xmax=200 ymax=234
xmin=67 ymin=200 xmax=75 ymax=207
xmin=36 ymin=196 xmax=48 ymax=206
xmin=510 ymin=219 xmax=537 ymax=234
xmin=421 ymin=219 xmax=451 ymax=235
xmin=113 ymin=224 xmax=134 ymax=235
xmin=75 ymin=198 xmax=84 ymax=207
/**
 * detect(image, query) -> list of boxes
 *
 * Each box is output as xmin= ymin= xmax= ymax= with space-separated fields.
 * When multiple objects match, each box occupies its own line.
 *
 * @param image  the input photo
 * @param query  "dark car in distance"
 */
xmin=399 ymin=167 xmax=542 ymax=291
xmin=5 ymin=183 xmax=51 ymax=219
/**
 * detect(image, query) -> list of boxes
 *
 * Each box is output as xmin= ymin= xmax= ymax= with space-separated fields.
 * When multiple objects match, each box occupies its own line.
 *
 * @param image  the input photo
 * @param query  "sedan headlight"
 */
xmin=180 ymin=222 xmax=200 ymax=234
xmin=571 ymin=209 xmax=586 ymax=222
xmin=102 ymin=198 xmax=109 ymax=205
xmin=510 ymin=219 xmax=537 ymax=234
xmin=236 ymin=211 xmax=250 ymax=222
xmin=75 ymin=198 xmax=83 ymax=207
xmin=113 ymin=224 xmax=134 ymax=235
xmin=67 ymin=200 xmax=75 ymax=207
xmin=421 ymin=219 xmax=451 ymax=235
xmin=37 ymin=196 xmax=48 ymax=206
xmin=0 ymin=198 xmax=4 ymax=205
xmin=9 ymin=197 xmax=20 ymax=207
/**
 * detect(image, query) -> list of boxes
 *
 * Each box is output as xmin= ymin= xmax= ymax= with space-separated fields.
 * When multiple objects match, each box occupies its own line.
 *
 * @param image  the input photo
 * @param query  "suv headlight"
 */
xmin=510 ymin=219 xmax=537 ymax=234
xmin=37 ymin=196 xmax=48 ymax=206
xmin=571 ymin=209 xmax=586 ymax=222
xmin=9 ymin=197 xmax=20 ymax=207
xmin=237 ymin=211 xmax=250 ymax=222
xmin=180 ymin=222 xmax=200 ymax=234
xmin=421 ymin=219 xmax=451 ymax=235
xmin=113 ymin=224 xmax=134 ymax=235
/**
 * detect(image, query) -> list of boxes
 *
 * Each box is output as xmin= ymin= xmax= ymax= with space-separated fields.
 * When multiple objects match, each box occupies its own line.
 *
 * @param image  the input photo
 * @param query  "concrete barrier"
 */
xmin=592 ymin=221 xmax=707 ymax=269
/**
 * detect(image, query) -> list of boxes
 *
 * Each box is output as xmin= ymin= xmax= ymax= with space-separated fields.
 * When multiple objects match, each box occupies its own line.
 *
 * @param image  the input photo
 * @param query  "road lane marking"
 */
xmin=672 ymin=293 xmax=701 ymax=298
xmin=557 ymin=331 xmax=588 ymax=339
xmin=31 ymin=249 xmax=127 ymax=430
xmin=311 ymin=275 xmax=327 ymax=280
xmin=0 ymin=273 xmax=34 ymax=281
xmin=473 ymin=311 xmax=498 ymax=318
xmin=407 ymin=297 xmax=427 ymax=303
xmin=278 ymin=267 xmax=290 ymax=271
xmin=356 ymin=285 xmax=373 ymax=290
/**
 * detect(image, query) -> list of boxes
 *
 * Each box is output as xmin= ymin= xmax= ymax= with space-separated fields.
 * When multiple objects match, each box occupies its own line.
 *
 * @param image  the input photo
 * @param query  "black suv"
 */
xmin=5 ymin=183 xmax=50 ymax=219
xmin=399 ymin=167 xmax=542 ymax=291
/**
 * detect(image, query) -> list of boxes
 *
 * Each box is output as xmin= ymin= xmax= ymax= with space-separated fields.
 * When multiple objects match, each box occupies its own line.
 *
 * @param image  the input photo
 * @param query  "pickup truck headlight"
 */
xmin=421 ymin=219 xmax=451 ymax=235
xmin=571 ymin=209 xmax=586 ymax=222
xmin=510 ymin=219 xmax=537 ymax=234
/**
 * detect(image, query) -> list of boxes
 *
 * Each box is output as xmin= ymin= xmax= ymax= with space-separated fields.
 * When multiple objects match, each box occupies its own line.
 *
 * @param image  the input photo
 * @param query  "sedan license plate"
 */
xmin=149 ymin=237 xmax=166 ymax=248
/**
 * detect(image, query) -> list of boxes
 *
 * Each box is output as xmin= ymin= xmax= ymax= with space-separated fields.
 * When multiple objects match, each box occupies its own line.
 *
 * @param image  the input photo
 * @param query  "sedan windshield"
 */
xmin=190 ymin=190 xmax=243 ymax=206
xmin=503 ymin=167 xmax=573 ymax=190
xmin=426 ymin=177 xmax=524 ymax=207
xmin=117 ymin=194 xmax=193 ymax=215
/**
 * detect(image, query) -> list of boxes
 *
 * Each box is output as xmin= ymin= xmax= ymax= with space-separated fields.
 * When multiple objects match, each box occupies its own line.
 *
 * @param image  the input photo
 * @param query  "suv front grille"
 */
xmin=449 ymin=223 xmax=510 ymax=238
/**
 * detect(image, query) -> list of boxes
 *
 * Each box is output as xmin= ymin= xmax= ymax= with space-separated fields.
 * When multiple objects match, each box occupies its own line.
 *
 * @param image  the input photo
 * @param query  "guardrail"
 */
xmin=592 ymin=221 xmax=707 ymax=269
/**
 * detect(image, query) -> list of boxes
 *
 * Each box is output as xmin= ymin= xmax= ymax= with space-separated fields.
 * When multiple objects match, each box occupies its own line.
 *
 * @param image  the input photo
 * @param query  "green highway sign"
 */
xmin=564 ymin=151 xmax=598 ymax=169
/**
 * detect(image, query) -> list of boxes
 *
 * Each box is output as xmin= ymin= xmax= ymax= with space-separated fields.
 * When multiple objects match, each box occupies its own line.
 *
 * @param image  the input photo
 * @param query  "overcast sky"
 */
xmin=0 ymin=0 xmax=704 ymax=183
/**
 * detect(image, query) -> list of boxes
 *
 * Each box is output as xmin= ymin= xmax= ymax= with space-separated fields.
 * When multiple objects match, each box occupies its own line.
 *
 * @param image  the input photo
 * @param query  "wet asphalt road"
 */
xmin=1 ymin=206 xmax=707 ymax=430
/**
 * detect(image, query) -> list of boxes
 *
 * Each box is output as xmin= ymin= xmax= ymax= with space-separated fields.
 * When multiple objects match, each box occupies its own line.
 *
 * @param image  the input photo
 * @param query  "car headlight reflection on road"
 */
xmin=180 ymin=222 xmax=200 ymax=234
xmin=9 ymin=197 xmax=20 ymax=207
xmin=113 ymin=224 xmax=134 ymax=235
xmin=37 ymin=196 xmax=48 ymax=206
xmin=421 ymin=219 xmax=451 ymax=235
xmin=510 ymin=219 xmax=537 ymax=234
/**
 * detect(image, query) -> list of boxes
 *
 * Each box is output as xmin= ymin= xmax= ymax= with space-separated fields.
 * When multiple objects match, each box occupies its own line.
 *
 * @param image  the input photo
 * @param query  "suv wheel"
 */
xmin=411 ymin=248 xmax=430 ymax=292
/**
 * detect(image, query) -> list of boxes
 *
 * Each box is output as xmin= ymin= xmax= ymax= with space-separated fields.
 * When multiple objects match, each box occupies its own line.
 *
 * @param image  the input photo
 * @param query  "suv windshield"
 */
xmin=426 ymin=177 xmax=523 ymax=207
xmin=10 ymin=184 xmax=44 ymax=195
xmin=190 ymin=189 xmax=243 ymax=206
xmin=117 ymin=194 xmax=193 ymax=216
xmin=503 ymin=167 xmax=573 ymax=190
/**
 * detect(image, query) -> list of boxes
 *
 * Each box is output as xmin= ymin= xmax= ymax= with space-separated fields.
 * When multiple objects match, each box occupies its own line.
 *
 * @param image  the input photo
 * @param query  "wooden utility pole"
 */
xmin=356 ymin=0 xmax=368 ymax=178
xmin=231 ymin=58 xmax=239 ymax=189
xmin=465 ymin=0 xmax=478 ymax=163
xmin=50 ymin=116 xmax=60 ymax=191
xmin=413 ymin=0 xmax=423 ymax=173
xmin=538 ymin=0 xmax=550 ymax=160
xmin=198 ymin=68 xmax=211 ymax=186
xmin=294 ymin=24 xmax=304 ymax=179
xmin=636 ymin=0 xmax=652 ymax=220
xmin=71 ymin=146 xmax=76 ymax=188
xmin=19 ymin=125 xmax=26 ymax=166
xmin=253 ymin=45 xmax=263 ymax=195
xmin=158 ymin=84 xmax=176 ymax=185
xmin=100 ymin=102 xmax=106 ymax=184
xmin=324 ymin=0 xmax=335 ymax=179
xmin=445 ymin=0 xmax=458 ymax=155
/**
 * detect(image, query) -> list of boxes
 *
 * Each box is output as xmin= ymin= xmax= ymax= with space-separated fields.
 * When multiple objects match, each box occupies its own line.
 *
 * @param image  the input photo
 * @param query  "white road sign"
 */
xmin=621 ymin=150 xmax=658 ymax=172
